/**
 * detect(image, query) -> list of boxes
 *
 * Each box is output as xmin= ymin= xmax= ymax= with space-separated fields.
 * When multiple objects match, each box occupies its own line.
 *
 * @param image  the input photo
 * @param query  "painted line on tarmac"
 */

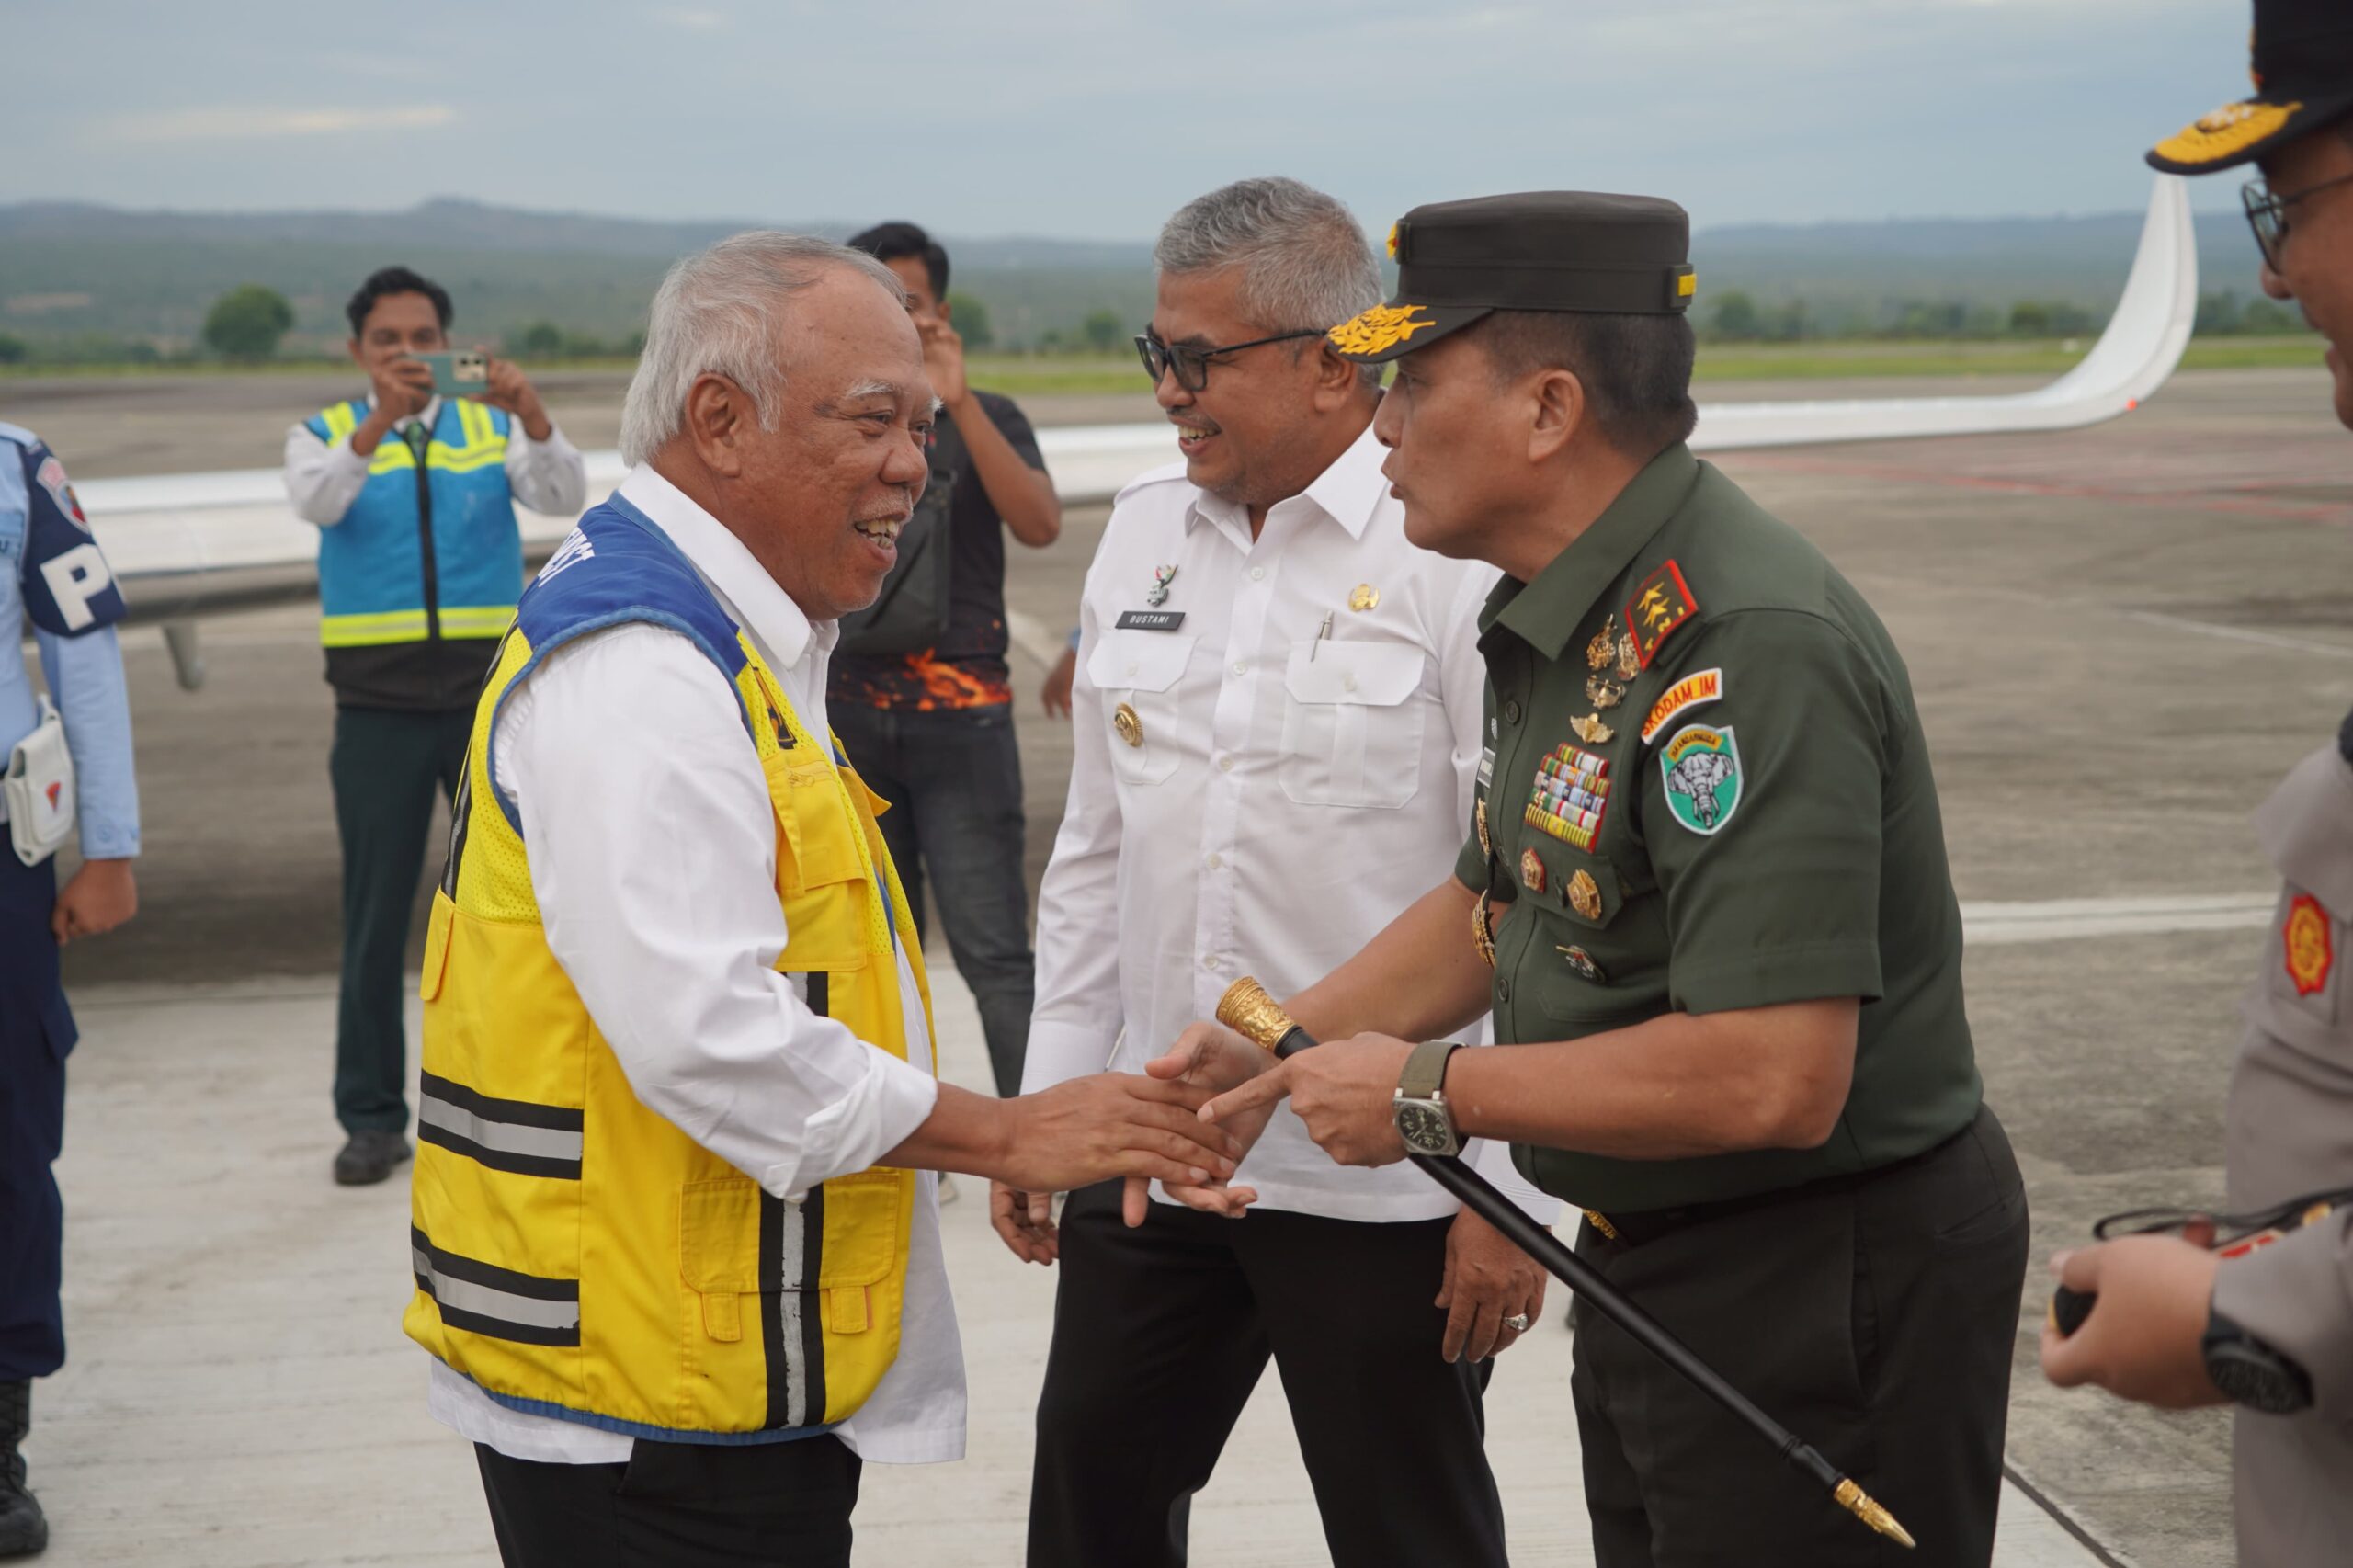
xmin=2115 ymin=607 xmax=2353 ymax=661
xmin=1962 ymin=892 xmax=2275 ymax=945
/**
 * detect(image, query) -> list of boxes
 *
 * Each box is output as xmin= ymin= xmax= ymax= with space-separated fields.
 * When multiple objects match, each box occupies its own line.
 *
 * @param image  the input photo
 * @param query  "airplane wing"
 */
xmin=69 ymin=174 xmax=2194 ymax=690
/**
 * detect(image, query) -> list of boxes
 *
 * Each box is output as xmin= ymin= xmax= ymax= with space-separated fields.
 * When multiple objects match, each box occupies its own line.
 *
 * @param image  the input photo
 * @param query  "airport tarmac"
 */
xmin=11 ymin=363 xmax=2352 ymax=1564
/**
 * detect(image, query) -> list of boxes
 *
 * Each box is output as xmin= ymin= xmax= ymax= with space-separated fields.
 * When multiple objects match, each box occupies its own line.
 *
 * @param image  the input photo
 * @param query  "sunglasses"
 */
xmin=2241 ymin=167 xmax=2353 ymax=272
xmin=1133 ymin=328 xmax=1326 ymax=392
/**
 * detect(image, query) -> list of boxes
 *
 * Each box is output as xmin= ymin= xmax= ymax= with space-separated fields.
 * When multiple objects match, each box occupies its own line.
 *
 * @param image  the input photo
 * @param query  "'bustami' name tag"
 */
xmin=1117 ymin=610 xmax=1187 ymax=631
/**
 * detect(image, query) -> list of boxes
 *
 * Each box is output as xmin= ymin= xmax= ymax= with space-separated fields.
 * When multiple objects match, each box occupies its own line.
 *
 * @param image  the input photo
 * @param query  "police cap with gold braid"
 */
xmin=1327 ymin=191 xmax=1694 ymax=364
xmin=2146 ymin=0 xmax=2353 ymax=175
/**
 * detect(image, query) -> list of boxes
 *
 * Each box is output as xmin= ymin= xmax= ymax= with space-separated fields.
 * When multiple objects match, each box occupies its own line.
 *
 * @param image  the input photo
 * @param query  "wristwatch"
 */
xmin=2201 ymin=1309 xmax=2313 ymax=1415
xmin=1392 ymin=1040 xmax=1464 ymax=1157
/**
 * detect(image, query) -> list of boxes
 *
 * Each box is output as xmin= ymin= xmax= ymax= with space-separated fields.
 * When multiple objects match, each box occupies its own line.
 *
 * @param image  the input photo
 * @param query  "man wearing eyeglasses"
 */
xmin=2039 ymin=6 xmax=2353 ymax=1565
xmin=1007 ymin=176 xmax=1556 ymax=1568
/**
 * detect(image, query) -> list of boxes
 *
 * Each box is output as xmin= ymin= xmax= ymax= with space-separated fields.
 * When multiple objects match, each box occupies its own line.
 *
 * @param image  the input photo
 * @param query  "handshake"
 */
xmin=987 ymin=1020 xmax=1302 ymax=1265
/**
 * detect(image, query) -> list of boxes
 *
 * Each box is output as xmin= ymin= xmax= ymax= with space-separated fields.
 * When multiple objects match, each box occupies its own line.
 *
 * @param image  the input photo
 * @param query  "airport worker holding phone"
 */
xmin=2039 ymin=7 xmax=2353 ymax=1565
xmin=1187 ymin=192 xmax=2031 ymax=1566
xmin=0 ymin=425 xmax=140 ymax=1559
xmin=282 ymin=265 xmax=586 ymax=1188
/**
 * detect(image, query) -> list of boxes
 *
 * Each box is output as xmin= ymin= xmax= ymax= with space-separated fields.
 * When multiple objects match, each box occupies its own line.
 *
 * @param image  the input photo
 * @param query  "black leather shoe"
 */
xmin=333 ymin=1130 xmax=412 ymax=1187
xmin=0 ymin=1380 xmax=47 ymax=1559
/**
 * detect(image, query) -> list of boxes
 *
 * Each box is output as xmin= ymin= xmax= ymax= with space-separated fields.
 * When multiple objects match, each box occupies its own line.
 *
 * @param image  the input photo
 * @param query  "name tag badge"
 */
xmin=1117 ymin=609 xmax=1187 ymax=632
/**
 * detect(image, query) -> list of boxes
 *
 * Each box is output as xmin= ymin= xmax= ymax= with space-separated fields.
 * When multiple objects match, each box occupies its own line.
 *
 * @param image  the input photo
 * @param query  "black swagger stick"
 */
xmin=1215 ymin=977 xmax=1915 ymax=1551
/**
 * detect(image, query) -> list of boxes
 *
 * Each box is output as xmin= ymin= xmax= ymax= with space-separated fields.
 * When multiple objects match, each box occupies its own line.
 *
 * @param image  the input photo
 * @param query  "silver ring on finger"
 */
xmin=1503 ymin=1312 xmax=1530 ymax=1333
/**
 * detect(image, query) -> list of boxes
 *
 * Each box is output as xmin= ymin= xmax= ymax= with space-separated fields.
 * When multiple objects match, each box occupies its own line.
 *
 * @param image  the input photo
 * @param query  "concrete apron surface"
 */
xmin=29 ymin=965 xmax=2109 ymax=1568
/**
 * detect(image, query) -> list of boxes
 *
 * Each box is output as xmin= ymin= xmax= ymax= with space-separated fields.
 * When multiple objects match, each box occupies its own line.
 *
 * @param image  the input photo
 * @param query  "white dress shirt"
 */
xmin=428 ymin=464 xmax=966 ymax=1467
xmin=1028 ymin=421 xmax=1558 ymax=1226
xmin=282 ymin=394 xmax=588 ymax=525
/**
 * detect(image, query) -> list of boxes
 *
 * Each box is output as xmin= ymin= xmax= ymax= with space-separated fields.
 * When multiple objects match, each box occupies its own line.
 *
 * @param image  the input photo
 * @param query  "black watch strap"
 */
xmin=2203 ymin=1309 xmax=2314 ymax=1415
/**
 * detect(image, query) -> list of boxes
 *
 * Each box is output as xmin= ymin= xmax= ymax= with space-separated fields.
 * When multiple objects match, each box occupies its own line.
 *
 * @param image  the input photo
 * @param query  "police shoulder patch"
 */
xmin=1658 ymin=722 xmax=1742 ymax=835
xmin=1622 ymin=561 xmax=1698 ymax=670
xmin=1640 ymin=667 xmax=1722 ymax=744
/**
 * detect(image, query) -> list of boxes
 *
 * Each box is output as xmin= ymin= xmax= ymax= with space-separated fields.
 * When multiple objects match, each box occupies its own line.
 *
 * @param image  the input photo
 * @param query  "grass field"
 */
xmin=0 ymin=336 xmax=2322 ymax=391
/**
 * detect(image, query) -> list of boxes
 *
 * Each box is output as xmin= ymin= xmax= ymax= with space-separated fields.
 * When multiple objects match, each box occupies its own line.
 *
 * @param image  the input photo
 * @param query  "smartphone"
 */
xmin=415 ymin=350 xmax=490 ymax=400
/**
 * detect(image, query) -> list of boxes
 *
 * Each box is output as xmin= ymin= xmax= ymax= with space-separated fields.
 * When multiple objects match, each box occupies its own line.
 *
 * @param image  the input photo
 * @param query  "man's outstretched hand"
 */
xmin=1201 ymin=1031 xmax=1416 ymax=1168
xmin=1124 ymin=1022 xmax=1278 ymax=1223
xmin=995 ymin=1072 xmax=1242 ymax=1199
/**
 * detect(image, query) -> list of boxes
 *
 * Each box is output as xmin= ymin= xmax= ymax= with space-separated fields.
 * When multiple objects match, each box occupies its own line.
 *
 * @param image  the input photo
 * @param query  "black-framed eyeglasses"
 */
xmin=1134 ymin=328 xmax=1325 ymax=392
xmin=2242 ymin=168 xmax=2353 ymax=271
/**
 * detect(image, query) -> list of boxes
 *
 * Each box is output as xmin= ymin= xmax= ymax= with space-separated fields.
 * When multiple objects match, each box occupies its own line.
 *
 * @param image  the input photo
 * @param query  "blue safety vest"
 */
xmin=303 ymin=398 xmax=524 ymax=649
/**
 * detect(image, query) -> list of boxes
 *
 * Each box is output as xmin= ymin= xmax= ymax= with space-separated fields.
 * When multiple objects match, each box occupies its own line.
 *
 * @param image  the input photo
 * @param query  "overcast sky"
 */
xmin=1 ymin=0 xmax=2254 ymax=237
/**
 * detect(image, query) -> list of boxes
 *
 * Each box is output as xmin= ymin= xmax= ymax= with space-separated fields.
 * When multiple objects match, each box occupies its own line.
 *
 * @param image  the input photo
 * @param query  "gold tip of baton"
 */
xmin=1216 ymin=976 xmax=1292 ymax=1053
xmin=1833 ymin=1478 xmax=1915 ymax=1549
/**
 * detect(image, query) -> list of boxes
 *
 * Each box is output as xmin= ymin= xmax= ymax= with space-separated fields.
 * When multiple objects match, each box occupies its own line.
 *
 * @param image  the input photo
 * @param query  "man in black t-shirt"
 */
xmin=833 ymin=222 xmax=1063 ymax=1097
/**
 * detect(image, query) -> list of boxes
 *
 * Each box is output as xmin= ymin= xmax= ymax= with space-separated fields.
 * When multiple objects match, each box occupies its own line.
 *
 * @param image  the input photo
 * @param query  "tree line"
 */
xmin=0 ymin=283 xmax=2313 ymax=369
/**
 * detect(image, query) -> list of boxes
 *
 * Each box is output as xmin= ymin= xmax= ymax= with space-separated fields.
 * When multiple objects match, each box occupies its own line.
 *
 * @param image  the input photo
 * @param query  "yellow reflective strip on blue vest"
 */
xmin=437 ymin=605 xmax=517 ymax=639
xmin=322 ymin=609 xmax=431 ymax=647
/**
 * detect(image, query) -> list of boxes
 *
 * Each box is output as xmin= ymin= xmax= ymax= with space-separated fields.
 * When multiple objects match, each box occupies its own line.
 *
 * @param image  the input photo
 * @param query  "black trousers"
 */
xmin=0 ymin=852 xmax=70 ymax=1381
xmin=475 ymin=1435 xmax=862 ymax=1568
xmin=831 ymin=701 xmax=1032 ymax=1096
xmin=1029 ymin=1181 xmax=1509 ymax=1568
xmin=329 ymin=703 xmax=472 ymax=1133
xmin=1572 ymin=1107 xmax=2029 ymax=1568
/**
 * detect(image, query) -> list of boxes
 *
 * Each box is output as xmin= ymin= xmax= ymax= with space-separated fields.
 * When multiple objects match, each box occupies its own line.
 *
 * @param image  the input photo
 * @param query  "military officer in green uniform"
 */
xmin=1194 ymin=193 xmax=2029 ymax=1566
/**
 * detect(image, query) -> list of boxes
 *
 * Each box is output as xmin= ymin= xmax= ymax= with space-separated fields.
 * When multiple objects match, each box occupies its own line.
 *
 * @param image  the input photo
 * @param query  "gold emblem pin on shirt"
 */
xmin=1519 ymin=847 xmax=1547 ymax=894
xmin=1571 ymin=712 xmax=1615 ymax=744
xmin=1586 ymin=675 xmax=1625 ymax=710
xmin=1349 ymin=583 xmax=1380 ymax=612
xmin=1113 ymin=702 xmax=1143 ymax=747
xmin=1567 ymin=869 xmax=1603 ymax=922
xmin=1586 ymin=620 xmax=1618 ymax=672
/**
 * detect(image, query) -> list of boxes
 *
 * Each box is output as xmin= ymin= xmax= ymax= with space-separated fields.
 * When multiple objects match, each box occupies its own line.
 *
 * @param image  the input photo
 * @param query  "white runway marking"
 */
xmin=1963 ymin=892 xmax=2276 ymax=945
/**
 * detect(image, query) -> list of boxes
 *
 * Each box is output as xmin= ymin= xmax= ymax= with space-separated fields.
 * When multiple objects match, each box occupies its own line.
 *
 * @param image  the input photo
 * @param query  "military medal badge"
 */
xmin=1519 ymin=847 xmax=1547 ymax=894
xmin=1586 ymin=619 xmax=1619 ymax=673
xmin=1556 ymin=944 xmax=1605 ymax=983
xmin=1524 ymin=743 xmax=1611 ymax=851
xmin=2285 ymin=894 xmax=2334 ymax=998
xmin=1146 ymin=564 xmax=1179 ymax=608
xmin=1566 ymin=869 xmax=1603 ymax=922
xmin=1586 ymin=675 xmax=1625 ymax=710
xmin=1659 ymin=723 xmax=1743 ymax=835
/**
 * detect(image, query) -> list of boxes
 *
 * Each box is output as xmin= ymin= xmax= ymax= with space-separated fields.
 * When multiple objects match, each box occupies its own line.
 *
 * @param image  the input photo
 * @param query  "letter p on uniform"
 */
xmin=41 ymin=543 xmax=115 ymax=632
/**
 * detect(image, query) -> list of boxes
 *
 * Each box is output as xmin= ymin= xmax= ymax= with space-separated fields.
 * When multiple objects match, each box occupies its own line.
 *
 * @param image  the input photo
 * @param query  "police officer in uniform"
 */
xmin=0 ymin=426 xmax=140 ymax=1558
xmin=1199 ymin=194 xmax=2030 ymax=1565
xmin=2040 ymin=7 xmax=2353 ymax=1565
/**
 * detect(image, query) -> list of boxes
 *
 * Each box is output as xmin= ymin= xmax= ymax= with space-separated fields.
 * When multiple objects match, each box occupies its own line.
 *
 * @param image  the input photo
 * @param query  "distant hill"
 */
xmin=0 ymin=196 xmax=2278 ymax=358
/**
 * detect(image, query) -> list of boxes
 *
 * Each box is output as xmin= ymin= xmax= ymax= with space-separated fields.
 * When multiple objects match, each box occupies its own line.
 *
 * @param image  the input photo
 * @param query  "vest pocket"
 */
xmin=419 ymin=892 xmax=456 ymax=1002
xmin=767 ymin=752 xmax=875 ymax=973
xmin=679 ymin=1178 xmax=761 ymax=1344
xmin=816 ymin=1168 xmax=910 ymax=1335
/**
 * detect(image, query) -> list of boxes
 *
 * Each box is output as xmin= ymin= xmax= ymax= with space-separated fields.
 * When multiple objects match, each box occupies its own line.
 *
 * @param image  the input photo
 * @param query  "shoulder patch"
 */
xmin=1622 ymin=561 xmax=1698 ymax=671
xmin=1658 ymin=722 xmax=1743 ymax=835
xmin=2286 ymin=894 xmax=2334 ymax=997
xmin=1640 ymin=667 xmax=1722 ymax=744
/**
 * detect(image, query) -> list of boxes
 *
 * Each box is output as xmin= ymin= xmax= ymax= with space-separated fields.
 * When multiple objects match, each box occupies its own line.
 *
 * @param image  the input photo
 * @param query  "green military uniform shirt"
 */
xmin=1461 ymin=442 xmax=1983 ymax=1213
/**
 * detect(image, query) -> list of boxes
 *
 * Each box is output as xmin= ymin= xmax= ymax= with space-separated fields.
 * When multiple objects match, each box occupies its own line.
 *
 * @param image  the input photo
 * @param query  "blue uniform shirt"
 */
xmin=0 ymin=423 xmax=140 ymax=859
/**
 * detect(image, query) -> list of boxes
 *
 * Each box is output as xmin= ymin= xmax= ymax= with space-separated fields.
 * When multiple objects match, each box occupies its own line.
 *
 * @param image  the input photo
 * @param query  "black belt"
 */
xmin=1582 ymin=1119 xmax=1974 ymax=1250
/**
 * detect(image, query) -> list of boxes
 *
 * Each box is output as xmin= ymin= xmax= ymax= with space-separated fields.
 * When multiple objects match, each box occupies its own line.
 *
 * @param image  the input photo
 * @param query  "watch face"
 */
xmin=1395 ymin=1099 xmax=1456 ymax=1154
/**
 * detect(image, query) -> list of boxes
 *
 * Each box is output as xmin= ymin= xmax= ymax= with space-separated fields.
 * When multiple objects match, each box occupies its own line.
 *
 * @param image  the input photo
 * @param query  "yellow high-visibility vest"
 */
xmin=403 ymin=496 xmax=933 ymax=1443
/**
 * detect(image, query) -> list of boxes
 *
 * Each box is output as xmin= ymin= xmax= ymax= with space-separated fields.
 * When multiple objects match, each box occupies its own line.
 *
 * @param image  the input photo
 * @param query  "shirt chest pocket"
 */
xmin=1087 ymin=630 xmax=1196 ymax=787
xmin=1279 ymin=642 xmax=1428 ymax=811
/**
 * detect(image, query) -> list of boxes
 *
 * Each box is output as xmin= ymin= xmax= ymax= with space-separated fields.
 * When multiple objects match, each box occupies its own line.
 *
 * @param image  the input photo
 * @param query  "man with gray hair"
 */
xmin=403 ymin=231 xmax=1249 ymax=1568
xmin=1007 ymin=177 xmax=1555 ymax=1568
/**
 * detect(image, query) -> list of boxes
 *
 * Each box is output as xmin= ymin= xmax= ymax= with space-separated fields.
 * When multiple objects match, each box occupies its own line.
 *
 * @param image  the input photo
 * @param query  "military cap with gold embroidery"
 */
xmin=2146 ymin=0 xmax=2353 ymax=175
xmin=1328 ymin=191 xmax=1694 ymax=363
